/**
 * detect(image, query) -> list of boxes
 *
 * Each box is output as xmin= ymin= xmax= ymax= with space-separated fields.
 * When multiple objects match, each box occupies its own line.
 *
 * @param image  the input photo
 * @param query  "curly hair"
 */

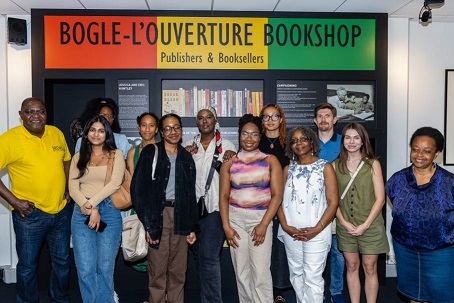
xmin=410 ymin=127 xmax=445 ymax=152
xmin=285 ymin=126 xmax=320 ymax=160
xmin=238 ymin=114 xmax=262 ymax=149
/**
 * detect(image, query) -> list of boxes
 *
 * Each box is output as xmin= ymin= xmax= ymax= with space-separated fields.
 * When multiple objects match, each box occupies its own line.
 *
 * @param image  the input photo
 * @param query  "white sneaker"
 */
xmin=114 ymin=291 xmax=119 ymax=303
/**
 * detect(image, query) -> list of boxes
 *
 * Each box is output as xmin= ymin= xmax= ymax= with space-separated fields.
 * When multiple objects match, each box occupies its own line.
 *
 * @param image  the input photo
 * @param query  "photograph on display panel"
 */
xmin=276 ymin=80 xmax=375 ymax=129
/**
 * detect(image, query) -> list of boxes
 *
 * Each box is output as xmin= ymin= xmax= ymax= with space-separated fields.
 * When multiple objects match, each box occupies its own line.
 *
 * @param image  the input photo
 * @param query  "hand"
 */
xmin=222 ymin=150 xmax=236 ymax=162
xmin=185 ymin=143 xmax=196 ymax=155
xmin=299 ymin=226 xmax=322 ymax=242
xmin=283 ymin=225 xmax=303 ymax=240
xmin=186 ymin=232 xmax=197 ymax=245
xmin=11 ymin=199 xmax=35 ymax=219
xmin=251 ymin=222 xmax=268 ymax=247
xmin=146 ymin=232 xmax=160 ymax=245
xmin=348 ymin=223 xmax=368 ymax=237
xmin=64 ymin=190 xmax=70 ymax=203
xmin=81 ymin=201 xmax=93 ymax=216
xmin=224 ymin=226 xmax=240 ymax=248
xmin=86 ymin=209 xmax=101 ymax=232
xmin=342 ymin=221 xmax=357 ymax=234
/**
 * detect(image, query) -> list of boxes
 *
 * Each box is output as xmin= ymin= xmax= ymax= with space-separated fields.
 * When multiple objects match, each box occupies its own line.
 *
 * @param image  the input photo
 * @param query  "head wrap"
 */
xmin=193 ymin=106 xmax=223 ymax=154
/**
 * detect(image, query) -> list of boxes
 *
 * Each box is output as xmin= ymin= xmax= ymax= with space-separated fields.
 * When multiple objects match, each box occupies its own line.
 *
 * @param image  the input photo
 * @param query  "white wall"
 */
xmin=0 ymin=14 xmax=31 ymax=271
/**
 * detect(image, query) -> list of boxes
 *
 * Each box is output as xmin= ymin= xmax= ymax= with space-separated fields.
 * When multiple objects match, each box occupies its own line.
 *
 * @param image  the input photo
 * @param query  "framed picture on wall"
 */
xmin=444 ymin=70 xmax=454 ymax=165
xmin=161 ymin=79 xmax=264 ymax=117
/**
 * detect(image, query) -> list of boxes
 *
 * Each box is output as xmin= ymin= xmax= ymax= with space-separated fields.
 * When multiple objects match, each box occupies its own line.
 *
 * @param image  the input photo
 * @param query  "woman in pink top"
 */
xmin=219 ymin=114 xmax=283 ymax=303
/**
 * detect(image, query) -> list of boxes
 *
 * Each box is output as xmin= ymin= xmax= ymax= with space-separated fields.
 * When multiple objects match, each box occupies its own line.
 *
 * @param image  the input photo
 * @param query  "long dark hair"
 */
xmin=338 ymin=122 xmax=376 ymax=174
xmin=76 ymin=115 xmax=117 ymax=178
xmin=79 ymin=97 xmax=121 ymax=133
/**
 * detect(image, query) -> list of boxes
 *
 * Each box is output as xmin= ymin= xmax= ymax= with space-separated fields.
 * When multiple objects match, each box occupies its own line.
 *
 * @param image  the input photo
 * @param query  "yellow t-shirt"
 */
xmin=0 ymin=124 xmax=71 ymax=214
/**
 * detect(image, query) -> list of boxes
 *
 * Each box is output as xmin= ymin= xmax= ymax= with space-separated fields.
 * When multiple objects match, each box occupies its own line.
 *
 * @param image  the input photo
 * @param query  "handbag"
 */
xmin=121 ymin=144 xmax=158 ymax=262
xmin=105 ymin=151 xmax=132 ymax=210
xmin=198 ymin=148 xmax=220 ymax=219
xmin=122 ymin=213 xmax=148 ymax=262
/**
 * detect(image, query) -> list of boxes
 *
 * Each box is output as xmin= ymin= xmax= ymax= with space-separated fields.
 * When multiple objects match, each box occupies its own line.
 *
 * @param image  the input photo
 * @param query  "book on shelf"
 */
xmin=162 ymin=85 xmax=263 ymax=117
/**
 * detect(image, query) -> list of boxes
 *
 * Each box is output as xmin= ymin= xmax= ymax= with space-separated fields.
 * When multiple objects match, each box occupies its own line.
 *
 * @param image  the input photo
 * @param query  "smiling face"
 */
xmin=290 ymin=129 xmax=313 ymax=159
xmin=410 ymin=136 xmax=439 ymax=169
xmin=239 ymin=122 xmax=261 ymax=152
xmin=314 ymin=108 xmax=337 ymax=132
xmin=261 ymin=106 xmax=282 ymax=133
xmin=139 ymin=114 xmax=158 ymax=142
xmin=197 ymin=109 xmax=216 ymax=135
xmin=87 ymin=121 xmax=106 ymax=147
xmin=161 ymin=116 xmax=182 ymax=145
xmin=99 ymin=106 xmax=115 ymax=126
xmin=19 ymin=99 xmax=47 ymax=138
xmin=343 ymin=128 xmax=363 ymax=154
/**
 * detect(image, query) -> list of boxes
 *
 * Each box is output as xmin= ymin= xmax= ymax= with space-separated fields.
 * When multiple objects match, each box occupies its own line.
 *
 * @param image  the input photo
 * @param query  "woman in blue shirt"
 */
xmin=386 ymin=127 xmax=454 ymax=303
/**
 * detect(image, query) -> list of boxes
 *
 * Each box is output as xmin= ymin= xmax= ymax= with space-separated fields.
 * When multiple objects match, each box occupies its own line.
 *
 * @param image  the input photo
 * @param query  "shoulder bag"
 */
xmin=105 ymin=151 xmax=132 ymax=210
xmin=122 ymin=144 xmax=158 ymax=262
xmin=198 ymin=148 xmax=220 ymax=219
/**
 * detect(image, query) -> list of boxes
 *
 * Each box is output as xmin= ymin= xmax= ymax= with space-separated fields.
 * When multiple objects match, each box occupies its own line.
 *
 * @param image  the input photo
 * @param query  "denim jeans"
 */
xmin=12 ymin=203 xmax=71 ymax=303
xmin=329 ymin=235 xmax=345 ymax=296
xmin=72 ymin=198 xmax=122 ymax=303
xmin=192 ymin=211 xmax=225 ymax=303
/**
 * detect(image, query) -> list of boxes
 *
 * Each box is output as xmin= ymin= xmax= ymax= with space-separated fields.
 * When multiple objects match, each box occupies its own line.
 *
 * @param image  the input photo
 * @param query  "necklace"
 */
xmin=347 ymin=157 xmax=362 ymax=162
xmin=90 ymin=153 xmax=105 ymax=166
xmin=266 ymin=136 xmax=279 ymax=149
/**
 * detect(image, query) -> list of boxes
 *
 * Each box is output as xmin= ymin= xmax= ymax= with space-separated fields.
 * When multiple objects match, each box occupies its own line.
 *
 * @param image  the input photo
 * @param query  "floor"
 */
xmin=0 ymin=247 xmax=408 ymax=303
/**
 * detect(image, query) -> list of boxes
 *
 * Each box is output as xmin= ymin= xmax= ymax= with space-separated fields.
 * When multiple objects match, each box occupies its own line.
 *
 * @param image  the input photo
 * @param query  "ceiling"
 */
xmin=1 ymin=0 xmax=454 ymax=22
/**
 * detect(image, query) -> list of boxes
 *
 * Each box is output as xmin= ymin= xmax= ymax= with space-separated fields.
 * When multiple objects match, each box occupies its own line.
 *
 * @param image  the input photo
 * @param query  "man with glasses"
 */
xmin=314 ymin=103 xmax=345 ymax=303
xmin=0 ymin=97 xmax=72 ymax=303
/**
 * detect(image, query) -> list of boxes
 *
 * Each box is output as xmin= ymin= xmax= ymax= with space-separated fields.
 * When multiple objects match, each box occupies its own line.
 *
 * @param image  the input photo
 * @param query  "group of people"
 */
xmin=0 ymin=96 xmax=452 ymax=303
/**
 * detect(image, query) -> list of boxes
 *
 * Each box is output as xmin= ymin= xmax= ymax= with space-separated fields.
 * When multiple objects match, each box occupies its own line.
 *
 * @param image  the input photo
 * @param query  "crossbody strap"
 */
xmin=151 ymin=144 xmax=158 ymax=180
xmin=203 ymin=148 xmax=220 ymax=196
xmin=340 ymin=160 xmax=365 ymax=200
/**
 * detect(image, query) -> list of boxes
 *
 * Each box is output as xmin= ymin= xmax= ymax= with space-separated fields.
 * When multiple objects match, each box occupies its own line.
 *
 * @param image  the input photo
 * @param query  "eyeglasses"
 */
xmin=290 ymin=136 xmax=311 ymax=145
xmin=162 ymin=125 xmax=182 ymax=134
xmin=100 ymin=114 xmax=115 ymax=120
xmin=262 ymin=114 xmax=280 ymax=122
xmin=23 ymin=109 xmax=46 ymax=116
xmin=240 ymin=132 xmax=260 ymax=139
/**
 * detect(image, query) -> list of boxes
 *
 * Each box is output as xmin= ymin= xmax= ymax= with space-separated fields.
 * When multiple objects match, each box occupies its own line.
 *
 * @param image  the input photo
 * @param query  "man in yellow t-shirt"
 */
xmin=0 ymin=97 xmax=71 ymax=303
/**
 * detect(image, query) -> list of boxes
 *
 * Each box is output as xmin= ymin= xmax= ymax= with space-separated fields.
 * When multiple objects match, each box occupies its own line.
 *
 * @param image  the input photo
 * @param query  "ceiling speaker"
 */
xmin=8 ymin=18 xmax=27 ymax=45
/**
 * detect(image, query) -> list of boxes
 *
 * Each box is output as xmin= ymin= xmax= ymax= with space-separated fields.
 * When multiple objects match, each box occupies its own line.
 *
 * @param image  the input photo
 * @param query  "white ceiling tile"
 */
xmin=81 ymin=0 xmax=149 ymax=10
xmin=338 ymin=0 xmax=408 ymax=14
xmin=0 ymin=1 xmax=27 ymax=14
xmin=147 ymin=0 xmax=212 ymax=11
xmin=13 ymin=0 xmax=83 ymax=12
xmin=213 ymin=0 xmax=278 ymax=11
xmin=275 ymin=0 xmax=344 ymax=12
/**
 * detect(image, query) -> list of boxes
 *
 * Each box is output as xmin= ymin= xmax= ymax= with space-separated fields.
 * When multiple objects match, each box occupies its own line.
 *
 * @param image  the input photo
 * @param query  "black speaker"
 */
xmin=8 ymin=18 xmax=27 ymax=45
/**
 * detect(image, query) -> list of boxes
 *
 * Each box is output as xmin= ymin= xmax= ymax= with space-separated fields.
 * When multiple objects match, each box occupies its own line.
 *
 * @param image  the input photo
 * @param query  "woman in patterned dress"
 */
xmin=277 ymin=126 xmax=339 ymax=303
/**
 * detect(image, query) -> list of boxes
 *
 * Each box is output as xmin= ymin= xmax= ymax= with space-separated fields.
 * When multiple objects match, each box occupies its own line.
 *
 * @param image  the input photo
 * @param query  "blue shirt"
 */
xmin=318 ymin=133 xmax=341 ymax=163
xmin=386 ymin=165 xmax=454 ymax=250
